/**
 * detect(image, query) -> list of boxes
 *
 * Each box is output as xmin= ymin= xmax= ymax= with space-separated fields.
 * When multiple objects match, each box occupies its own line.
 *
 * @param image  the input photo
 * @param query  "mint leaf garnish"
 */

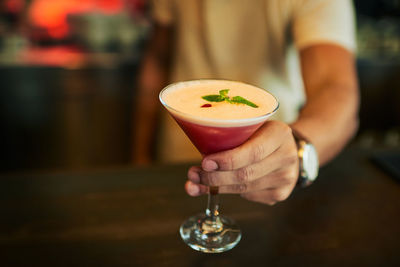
xmin=202 ymin=95 xmax=225 ymax=102
xmin=231 ymin=96 xmax=258 ymax=108
xmin=219 ymin=89 xmax=229 ymax=98
xmin=202 ymin=89 xmax=258 ymax=108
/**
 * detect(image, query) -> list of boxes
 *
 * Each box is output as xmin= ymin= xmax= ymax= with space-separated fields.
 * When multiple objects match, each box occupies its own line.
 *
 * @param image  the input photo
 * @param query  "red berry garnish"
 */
xmin=201 ymin=104 xmax=212 ymax=108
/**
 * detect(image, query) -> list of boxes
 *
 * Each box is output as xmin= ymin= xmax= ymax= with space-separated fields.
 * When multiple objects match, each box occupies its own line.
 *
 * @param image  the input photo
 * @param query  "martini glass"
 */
xmin=159 ymin=80 xmax=278 ymax=253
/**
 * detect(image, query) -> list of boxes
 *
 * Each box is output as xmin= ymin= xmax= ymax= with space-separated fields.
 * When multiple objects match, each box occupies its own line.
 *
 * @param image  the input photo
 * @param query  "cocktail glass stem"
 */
xmin=202 ymin=187 xmax=223 ymax=233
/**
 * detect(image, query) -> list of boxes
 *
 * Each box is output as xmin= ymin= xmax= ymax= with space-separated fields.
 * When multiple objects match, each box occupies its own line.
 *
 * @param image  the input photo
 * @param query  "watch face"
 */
xmin=303 ymin=144 xmax=319 ymax=181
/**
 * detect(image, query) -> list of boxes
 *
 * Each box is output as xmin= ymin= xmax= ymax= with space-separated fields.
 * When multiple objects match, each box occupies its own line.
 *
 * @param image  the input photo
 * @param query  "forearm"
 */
xmin=132 ymin=24 xmax=173 ymax=163
xmin=290 ymin=82 xmax=359 ymax=165
xmin=290 ymin=44 xmax=359 ymax=166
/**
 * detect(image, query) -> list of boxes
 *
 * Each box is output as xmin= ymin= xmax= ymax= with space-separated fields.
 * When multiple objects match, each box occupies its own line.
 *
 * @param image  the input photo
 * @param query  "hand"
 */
xmin=185 ymin=121 xmax=299 ymax=205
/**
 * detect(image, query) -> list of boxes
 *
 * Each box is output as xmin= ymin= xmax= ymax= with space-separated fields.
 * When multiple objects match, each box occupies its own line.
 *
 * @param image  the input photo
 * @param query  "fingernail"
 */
xmin=202 ymin=159 xmax=218 ymax=171
xmin=187 ymin=183 xmax=200 ymax=196
xmin=188 ymin=169 xmax=200 ymax=183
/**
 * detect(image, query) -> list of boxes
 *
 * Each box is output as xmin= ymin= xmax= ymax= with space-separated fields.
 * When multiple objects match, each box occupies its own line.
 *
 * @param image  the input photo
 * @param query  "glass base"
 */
xmin=179 ymin=213 xmax=241 ymax=253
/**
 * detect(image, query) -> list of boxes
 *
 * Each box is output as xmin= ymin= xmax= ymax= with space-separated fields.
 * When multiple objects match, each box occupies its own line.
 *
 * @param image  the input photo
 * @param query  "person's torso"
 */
xmin=169 ymin=0 xmax=304 ymax=123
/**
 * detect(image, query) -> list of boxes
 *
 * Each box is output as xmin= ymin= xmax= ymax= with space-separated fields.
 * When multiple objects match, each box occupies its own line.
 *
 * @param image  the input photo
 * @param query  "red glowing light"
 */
xmin=29 ymin=0 xmax=123 ymax=39
xmin=97 ymin=0 xmax=123 ymax=14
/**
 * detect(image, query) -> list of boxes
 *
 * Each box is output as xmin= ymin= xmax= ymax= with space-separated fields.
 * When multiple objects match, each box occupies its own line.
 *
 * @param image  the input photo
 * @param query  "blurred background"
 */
xmin=0 ymin=0 xmax=399 ymax=173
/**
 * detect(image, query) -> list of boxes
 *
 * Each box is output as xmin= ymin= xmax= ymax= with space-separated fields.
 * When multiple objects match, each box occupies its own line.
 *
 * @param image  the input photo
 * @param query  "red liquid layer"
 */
xmin=174 ymin=117 xmax=264 ymax=155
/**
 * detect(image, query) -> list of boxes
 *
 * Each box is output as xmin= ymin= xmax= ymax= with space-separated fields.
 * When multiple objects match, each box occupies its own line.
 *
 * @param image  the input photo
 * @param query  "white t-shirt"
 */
xmin=151 ymin=0 xmax=356 ymax=163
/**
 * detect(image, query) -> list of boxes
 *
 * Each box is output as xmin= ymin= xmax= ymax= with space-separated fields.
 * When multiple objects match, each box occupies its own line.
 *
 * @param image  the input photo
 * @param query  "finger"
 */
xmin=184 ymin=180 xmax=208 ymax=197
xmin=187 ymin=166 xmax=202 ymax=183
xmin=240 ymin=186 xmax=295 ymax=205
xmin=202 ymin=121 xmax=292 ymax=171
xmin=198 ymin=141 xmax=298 ymax=187
xmin=198 ymin=153 xmax=278 ymax=186
xmin=216 ymin=168 xmax=296 ymax=194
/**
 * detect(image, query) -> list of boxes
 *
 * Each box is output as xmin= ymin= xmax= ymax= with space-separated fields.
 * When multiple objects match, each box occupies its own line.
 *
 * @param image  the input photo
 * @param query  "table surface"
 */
xmin=0 ymin=147 xmax=399 ymax=267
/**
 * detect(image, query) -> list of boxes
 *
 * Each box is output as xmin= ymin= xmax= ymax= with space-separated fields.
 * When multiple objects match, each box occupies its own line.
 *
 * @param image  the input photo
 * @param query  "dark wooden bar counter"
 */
xmin=0 ymin=147 xmax=399 ymax=266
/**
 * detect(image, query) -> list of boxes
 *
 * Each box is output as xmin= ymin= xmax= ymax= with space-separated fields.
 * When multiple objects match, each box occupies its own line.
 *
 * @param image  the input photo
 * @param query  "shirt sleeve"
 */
xmin=292 ymin=0 xmax=356 ymax=52
xmin=150 ymin=0 xmax=175 ymax=25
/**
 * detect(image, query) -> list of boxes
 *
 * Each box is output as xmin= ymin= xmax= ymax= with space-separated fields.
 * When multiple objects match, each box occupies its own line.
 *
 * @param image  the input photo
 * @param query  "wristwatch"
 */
xmin=292 ymin=129 xmax=319 ymax=187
